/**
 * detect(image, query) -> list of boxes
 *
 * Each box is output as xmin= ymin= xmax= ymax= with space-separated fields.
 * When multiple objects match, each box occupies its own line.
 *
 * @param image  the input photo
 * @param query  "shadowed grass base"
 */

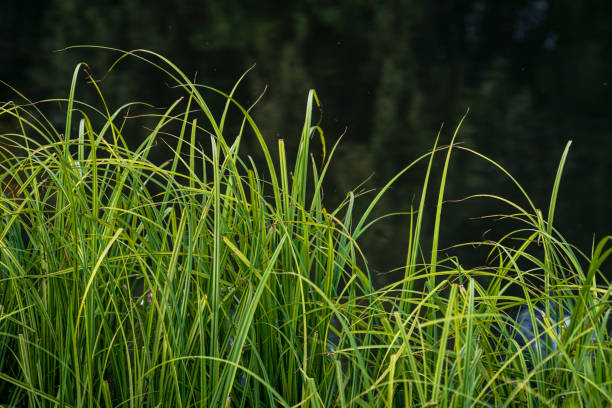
xmin=0 ymin=48 xmax=610 ymax=407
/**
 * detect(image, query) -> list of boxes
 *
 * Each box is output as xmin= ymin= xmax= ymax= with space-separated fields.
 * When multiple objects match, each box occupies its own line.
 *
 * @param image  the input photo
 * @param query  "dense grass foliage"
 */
xmin=0 ymin=49 xmax=610 ymax=407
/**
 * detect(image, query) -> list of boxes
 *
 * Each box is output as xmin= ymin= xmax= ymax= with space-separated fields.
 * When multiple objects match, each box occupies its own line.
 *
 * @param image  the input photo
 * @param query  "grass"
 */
xmin=0 ymin=48 xmax=610 ymax=407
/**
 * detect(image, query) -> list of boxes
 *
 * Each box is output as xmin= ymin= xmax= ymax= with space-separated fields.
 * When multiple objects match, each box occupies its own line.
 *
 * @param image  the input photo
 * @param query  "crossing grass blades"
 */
xmin=0 ymin=48 xmax=610 ymax=407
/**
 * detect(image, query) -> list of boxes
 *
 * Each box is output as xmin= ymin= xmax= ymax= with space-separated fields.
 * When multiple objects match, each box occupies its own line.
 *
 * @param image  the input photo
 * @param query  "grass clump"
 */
xmin=0 ymin=48 xmax=610 ymax=407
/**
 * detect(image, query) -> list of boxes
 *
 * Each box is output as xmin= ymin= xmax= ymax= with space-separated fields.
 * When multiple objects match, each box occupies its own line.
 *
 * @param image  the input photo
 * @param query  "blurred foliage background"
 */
xmin=1 ymin=0 xmax=610 ymax=283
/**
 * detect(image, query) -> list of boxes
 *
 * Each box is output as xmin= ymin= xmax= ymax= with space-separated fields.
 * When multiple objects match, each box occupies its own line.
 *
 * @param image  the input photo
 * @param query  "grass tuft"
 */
xmin=0 ymin=48 xmax=610 ymax=407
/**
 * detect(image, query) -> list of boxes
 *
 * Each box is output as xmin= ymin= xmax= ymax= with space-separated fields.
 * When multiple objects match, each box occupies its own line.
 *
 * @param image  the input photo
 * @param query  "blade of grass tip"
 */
xmin=352 ymin=144 xmax=447 ymax=241
xmin=114 ymin=48 xmax=235 ymax=159
xmin=309 ymin=153 xmax=322 ymax=220
xmin=540 ymin=141 xmax=571 ymax=313
xmin=546 ymin=141 xmax=571 ymax=237
xmin=309 ymin=132 xmax=342 ymax=214
xmin=169 ymin=86 xmax=194 ymax=176
xmin=82 ymin=66 xmax=125 ymax=149
xmin=64 ymin=63 xmax=85 ymax=154
xmin=333 ymin=192 xmax=357 ymax=288
xmin=405 ymin=125 xmax=442 ymax=297
xmin=427 ymin=114 xmax=465 ymax=346
xmin=94 ymin=102 xmax=150 ymax=152
xmin=293 ymin=90 xmax=320 ymax=207
xmin=56 ymin=63 xmax=85 ymax=220
xmin=278 ymin=139 xmax=290 ymax=217
xmin=196 ymin=79 xmax=283 ymax=211
xmin=430 ymin=111 xmax=467 ymax=279
xmin=75 ymin=47 xmax=211 ymax=127
xmin=219 ymin=64 xmax=256 ymax=133
xmin=455 ymin=146 xmax=539 ymax=219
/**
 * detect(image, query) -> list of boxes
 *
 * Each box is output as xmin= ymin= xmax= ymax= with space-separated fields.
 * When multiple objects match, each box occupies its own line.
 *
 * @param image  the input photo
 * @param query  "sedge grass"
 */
xmin=0 ymin=48 xmax=610 ymax=407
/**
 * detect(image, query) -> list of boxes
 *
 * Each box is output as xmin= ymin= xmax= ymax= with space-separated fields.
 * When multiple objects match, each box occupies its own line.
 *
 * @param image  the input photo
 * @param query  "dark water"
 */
xmin=1 ymin=0 xmax=610 ymax=282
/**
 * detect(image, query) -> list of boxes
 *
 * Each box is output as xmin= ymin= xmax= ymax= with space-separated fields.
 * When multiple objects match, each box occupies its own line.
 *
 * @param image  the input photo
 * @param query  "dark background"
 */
xmin=1 ymin=0 xmax=610 ymax=284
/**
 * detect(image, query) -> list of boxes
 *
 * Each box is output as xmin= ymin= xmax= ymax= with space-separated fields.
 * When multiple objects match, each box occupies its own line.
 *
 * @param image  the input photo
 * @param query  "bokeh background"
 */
xmin=2 ymin=0 xmax=610 ymax=284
